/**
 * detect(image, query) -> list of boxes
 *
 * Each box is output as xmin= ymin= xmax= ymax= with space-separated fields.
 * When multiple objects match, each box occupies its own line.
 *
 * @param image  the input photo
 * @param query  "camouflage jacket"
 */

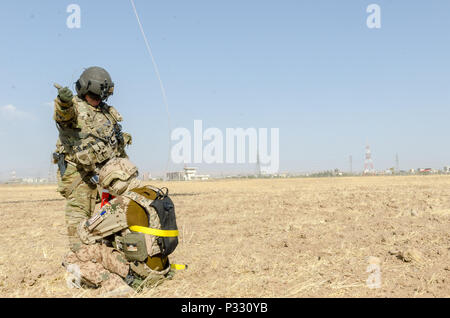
xmin=54 ymin=96 xmax=132 ymax=173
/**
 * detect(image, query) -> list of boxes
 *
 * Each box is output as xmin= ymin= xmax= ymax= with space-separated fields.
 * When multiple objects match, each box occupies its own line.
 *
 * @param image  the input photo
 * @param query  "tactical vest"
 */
xmin=56 ymin=96 xmax=129 ymax=171
xmin=78 ymin=185 xmax=179 ymax=274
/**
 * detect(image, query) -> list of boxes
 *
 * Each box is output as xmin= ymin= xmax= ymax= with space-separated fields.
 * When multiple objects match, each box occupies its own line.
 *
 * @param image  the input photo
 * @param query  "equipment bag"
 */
xmin=125 ymin=186 xmax=179 ymax=257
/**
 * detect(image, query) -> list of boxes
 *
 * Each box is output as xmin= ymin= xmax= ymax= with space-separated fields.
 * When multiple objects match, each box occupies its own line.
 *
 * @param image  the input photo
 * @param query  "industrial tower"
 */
xmin=364 ymin=145 xmax=375 ymax=175
xmin=48 ymin=153 xmax=56 ymax=183
xmin=395 ymin=153 xmax=399 ymax=172
xmin=256 ymin=151 xmax=262 ymax=177
xmin=349 ymin=155 xmax=353 ymax=174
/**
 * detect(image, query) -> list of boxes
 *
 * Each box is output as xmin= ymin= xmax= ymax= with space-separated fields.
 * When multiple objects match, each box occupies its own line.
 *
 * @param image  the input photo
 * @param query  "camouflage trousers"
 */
xmin=57 ymin=163 xmax=98 ymax=252
xmin=62 ymin=244 xmax=173 ymax=293
xmin=62 ymin=244 xmax=132 ymax=293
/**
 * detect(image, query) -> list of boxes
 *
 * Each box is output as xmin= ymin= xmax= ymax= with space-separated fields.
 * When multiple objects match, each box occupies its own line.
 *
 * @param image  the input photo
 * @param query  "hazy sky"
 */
xmin=1 ymin=0 xmax=450 ymax=180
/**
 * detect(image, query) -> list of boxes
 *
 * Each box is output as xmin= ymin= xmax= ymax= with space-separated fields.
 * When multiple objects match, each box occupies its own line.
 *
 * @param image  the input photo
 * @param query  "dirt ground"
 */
xmin=0 ymin=175 xmax=449 ymax=298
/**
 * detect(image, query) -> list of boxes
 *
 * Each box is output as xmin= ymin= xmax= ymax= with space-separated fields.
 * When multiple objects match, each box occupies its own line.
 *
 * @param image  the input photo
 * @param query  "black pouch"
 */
xmin=55 ymin=153 xmax=67 ymax=177
xmin=150 ymin=195 xmax=178 ymax=257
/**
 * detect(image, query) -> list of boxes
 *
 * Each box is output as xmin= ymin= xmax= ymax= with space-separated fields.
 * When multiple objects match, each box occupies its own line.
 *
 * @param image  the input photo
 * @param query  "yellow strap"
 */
xmin=129 ymin=225 xmax=179 ymax=237
xmin=171 ymin=264 xmax=187 ymax=270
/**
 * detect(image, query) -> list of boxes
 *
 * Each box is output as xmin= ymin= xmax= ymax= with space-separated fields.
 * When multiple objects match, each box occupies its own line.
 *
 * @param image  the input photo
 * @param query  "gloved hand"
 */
xmin=58 ymin=87 xmax=73 ymax=103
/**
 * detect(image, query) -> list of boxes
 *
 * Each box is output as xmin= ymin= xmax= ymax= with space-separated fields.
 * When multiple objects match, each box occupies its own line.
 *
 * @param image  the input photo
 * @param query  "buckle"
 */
xmin=90 ymin=175 xmax=99 ymax=185
xmin=109 ymin=137 xmax=117 ymax=146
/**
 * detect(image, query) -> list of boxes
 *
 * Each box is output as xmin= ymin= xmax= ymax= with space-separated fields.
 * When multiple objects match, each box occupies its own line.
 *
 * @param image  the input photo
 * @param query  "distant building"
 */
xmin=7 ymin=171 xmax=19 ymax=184
xmin=21 ymin=178 xmax=48 ymax=184
xmin=183 ymin=167 xmax=197 ymax=181
xmin=141 ymin=172 xmax=153 ymax=181
xmin=166 ymin=167 xmax=209 ymax=181
xmin=6 ymin=177 xmax=49 ymax=184
xmin=418 ymin=168 xmax=433 ymax=175
xmin=166 ymin=171 xmax=185 ymax=181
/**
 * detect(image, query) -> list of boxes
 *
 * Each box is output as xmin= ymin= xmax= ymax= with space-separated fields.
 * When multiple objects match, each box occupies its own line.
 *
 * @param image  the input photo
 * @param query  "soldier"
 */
xmin=62 ymin=158 xmax=181 ymax=293
xmin=53 ymin=67 xmax=132 ymax=252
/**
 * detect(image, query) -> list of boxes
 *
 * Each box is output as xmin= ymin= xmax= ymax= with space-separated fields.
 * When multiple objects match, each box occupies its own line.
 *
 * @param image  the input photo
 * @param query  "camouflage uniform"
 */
xmin=55 ymin=68 xmax=181 ymax=292
xmin=54 ymin=95 xmax=132 ymax=252
xmin=62 ymin=174 xmax=177 ymax=292
xmin=63 ymin=241 xmax=172 ymax=294
xmin=63 ymin=244 xmax=132 ymax=292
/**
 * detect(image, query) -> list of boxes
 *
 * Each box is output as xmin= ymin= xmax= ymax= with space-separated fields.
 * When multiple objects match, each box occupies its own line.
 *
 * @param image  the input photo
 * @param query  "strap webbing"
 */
xmin=171 ymin=263 xmax=187 ymax=270
xmin=129 ymin=225 xmax=178 ymax=237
